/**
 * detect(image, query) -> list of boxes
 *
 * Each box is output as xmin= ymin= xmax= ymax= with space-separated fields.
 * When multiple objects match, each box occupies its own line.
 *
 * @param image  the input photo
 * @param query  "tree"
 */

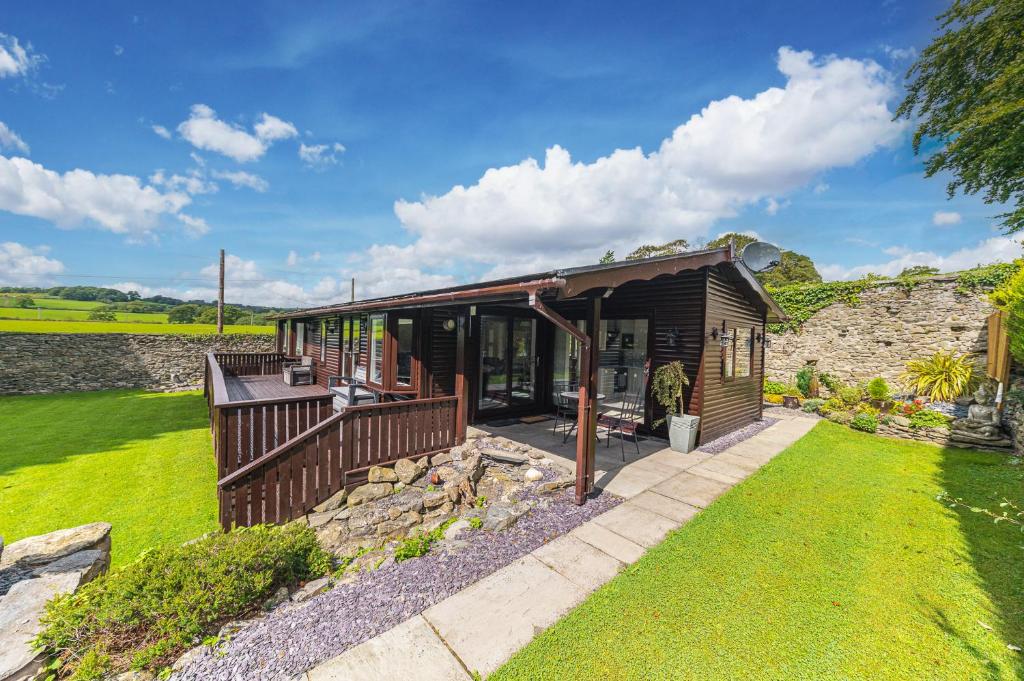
xmin=705 ymin=232 xmax=822 ymax=287
xmin=598 ymin=250 xmax=616 ymax=264
xmin=127 ymin=290 xmax=141 ymax=301
xmin=13 ymin=295 xmax=34 ymax=308
xmin=899 ymin=265 xmax=940 ymax=278
xmin=167 ymin=304 xmax=200 ymax=324
xmin=625 ymin=239 xmax=689 ymax=260
xmin=895 ymin=0 xmax=1024 ymax=233
xmin=87 ymin=309 xmax=117 ymax=322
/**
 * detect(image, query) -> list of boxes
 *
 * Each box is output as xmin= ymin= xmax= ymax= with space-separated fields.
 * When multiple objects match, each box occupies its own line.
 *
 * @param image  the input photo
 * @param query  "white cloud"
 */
xmin=152 ymin=124 xmax=171 ymax=139
xmin=813 ymin=181 xmax=829 ymax=194
xmin=347 ymin=46 xmax=905 ymax=296
xmin=299 ymin=142 xmax=345 ymax=168
xmin=176 ymin=104 xmax=296 ymax=162
xmin=0 ymin=154 xmax=204 ymax=237
xmin=883 ymin=45 xmax=917 ymax=62
xmin=765 ymin=198 xmax=790 ymax=215
xmin=0 ymin=241 xmax=64 ymax=285
xmin=0 ymin=121 xmax=30 ymax=155
xmin=211 ymin=169 xmax=269 ymax=192
xmin=820 ymin=237 xmax=1022 ymax=280
xmin=0 ymin=34 xmax=42 ymax=79
xmin=149 ymin=169 xmax=218 ymax=195
xmin=286 ymin=249 xmax=299 ymax=266
xmin=113 ymin=44 xmax=124 ymax=56
xmin=933 ymin=210 xmax=962 ymax=226
xmin=285 ymin=249 xmax=323 ymax=267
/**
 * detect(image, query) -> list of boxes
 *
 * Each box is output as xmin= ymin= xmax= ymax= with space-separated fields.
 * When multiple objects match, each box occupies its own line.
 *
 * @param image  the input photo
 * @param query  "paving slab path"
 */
xmin=300 ymin=413 xmax=819 ymax=680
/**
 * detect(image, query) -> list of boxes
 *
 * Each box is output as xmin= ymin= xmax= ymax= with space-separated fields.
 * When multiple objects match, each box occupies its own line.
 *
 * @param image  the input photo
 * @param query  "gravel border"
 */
xmin=175 ymin=487 xmax=621 ymax=681
xmin=697 ymin=416 xmax=780 ymax=454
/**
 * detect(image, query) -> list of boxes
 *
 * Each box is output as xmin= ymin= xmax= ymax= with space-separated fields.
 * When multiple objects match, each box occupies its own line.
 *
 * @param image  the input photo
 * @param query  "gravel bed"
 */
xmin=175 ymin=487 xmax=621 ymax=681
xmin=697 ymin=416 xmax=780 ymax=454
xmin=927 ymin=401 xmax=969 ymax=419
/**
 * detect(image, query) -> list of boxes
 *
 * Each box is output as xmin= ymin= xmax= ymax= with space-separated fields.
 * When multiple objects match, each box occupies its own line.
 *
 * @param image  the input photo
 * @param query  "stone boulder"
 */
xmin=394 ymin=457 xmax=427 ymax=485
xmin=312 ymin=488 xmax=348 ymax=514
xmin=430 ymin=451 xmax=453 ymax=466
xmin=347 ymin=482 xmax=393 ymax=507
xmin=367 ymin=466 xmax=399 ymax=484
xmin=479 ymin=447 xmax=528 ymax=465
xmin=0 ymin=522 xmax=111 ymax=570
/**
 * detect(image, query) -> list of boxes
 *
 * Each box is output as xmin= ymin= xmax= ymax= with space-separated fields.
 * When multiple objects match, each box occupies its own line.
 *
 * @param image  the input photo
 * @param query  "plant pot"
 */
xmin=782 ymin=395 xmax=801 ymax=409
xmin=667 ymin=413 xmax=700 ymax=453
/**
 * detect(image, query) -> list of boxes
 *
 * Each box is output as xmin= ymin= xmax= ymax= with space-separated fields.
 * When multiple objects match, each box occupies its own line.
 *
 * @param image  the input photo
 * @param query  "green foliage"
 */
xmin=795 ymin=366 xmax=815 ymax=398
xmin=625 ymin=239 xmax=689 ymax=260
xmin=855 ymin=402 xmax=881 ymax=418
xmin=763 ymin=381 xmax=787 ymax=395
xmin=818 ymin=372 xmax=842 ymax=393
xmin=837 ymin=386 xmax=864 ymax=408
xmin=866 ymin=377 xmax=890 ymax=401
xmin=87 ymin=309 xmax=117 ymax=322
xmin=651 ymin=361 xmax=690 ymax=424
xmin=34 ymin=524 xmax=331 ymax=679
xmin=962 ymin=261 xmax=1020 ymax=296
xmin=705 ymin=233 xmax=822 ymax=287
xmin=766 ymin=279 xmax=872 ymax=333
xmin=13 ymin=294 xmax=34 ymax=308
xmin=394 ymin=518 xmax=457 ymax=562
xmin=899 ymin=265 xmax=939 ymax=278
xmin=167 ymin=304 xmax=200 ymax=324
xmin=475 ymin=495 xmax=487 ymax=508
xmin=989 ymin=260 xmax=1024 ymax=363
xmin=801 ymin=398 xmax=824 ymax=413
xmin=763 ymin=394 xmax=784 ymax=405
xmin=850 ymin=412 xmax=878 ymax=433
xmin=908 ymin=409 xmax=954 ymax=430
xmin=895 ymin=0 xmax=1024 ymax=234
xmin=901 ymin=351 xmax=980 ymax=402
xmin=598 ymin=250 xmax=615 ymax=264
xmin=469 ymin=516 xmax=483 ymax=530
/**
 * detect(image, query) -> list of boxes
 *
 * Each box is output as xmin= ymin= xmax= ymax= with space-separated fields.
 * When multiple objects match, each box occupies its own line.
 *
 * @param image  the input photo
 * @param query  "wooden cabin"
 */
xmin=205 ymin=246 xmax=785 ymax=529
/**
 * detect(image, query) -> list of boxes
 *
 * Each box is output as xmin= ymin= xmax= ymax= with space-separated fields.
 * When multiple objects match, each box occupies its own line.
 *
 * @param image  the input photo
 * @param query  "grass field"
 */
xmin=0 ymin=319 xmax=274 ymax=334
xmin=0 ymin=295 xmax=104 ymax=310
xmin=0 ymin=306 xmax=169 ymax=323
xmin=494 ymin=421 xmax=1024 ymax=680
xmin=0 ymin=390 xmax=218 ymax=567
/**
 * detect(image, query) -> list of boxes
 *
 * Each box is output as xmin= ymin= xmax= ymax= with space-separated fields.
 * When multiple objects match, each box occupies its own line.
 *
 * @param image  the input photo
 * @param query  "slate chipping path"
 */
xmin=174 ymin=488 xmax=621 ymax=681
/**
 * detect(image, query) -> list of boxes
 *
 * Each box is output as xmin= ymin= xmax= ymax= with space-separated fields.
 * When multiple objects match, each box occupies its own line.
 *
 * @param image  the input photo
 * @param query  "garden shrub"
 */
xmin=801 ymin=398 xmax=824 ymax=413
xmin=866 ymin=377 xmax=890 ymax=401
xmin=795 ymin=366 xmax=816 ymax=397
xmin=850 ymin=413 xmax=878 ymax=433
xmin=394 ymin=518 xmax=456 ymax=562
xmin=818 ymin=372 xmax=842 ymax=394
xmin=763 ymin=381 xmax=787 ymax=395
xmin=837 ymin=385 xmax=864 ymax=407
xmin=826 ymin=411 xmax=854 ymax=425
xmin=855 ymin=402 xmax=881 ymax=417
xmin=763 ymin=394 xmax=784 ymax=405
xmin=989 ymin=259 xmax=1024 ymax=363
xmin=34 ymin=524 xmax=332 ymax=679
xmin=900 ymin=351 xmax=979 ymax=402
xmin=908 ymin=409 xmax=954 ymax=430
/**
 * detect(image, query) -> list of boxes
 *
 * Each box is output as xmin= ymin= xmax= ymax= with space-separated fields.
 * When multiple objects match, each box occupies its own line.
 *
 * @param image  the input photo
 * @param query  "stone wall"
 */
xmin=0 ymin=332 xmax=275 ymax=395
xmin=766 ymin=278 xmax=995 ymax=385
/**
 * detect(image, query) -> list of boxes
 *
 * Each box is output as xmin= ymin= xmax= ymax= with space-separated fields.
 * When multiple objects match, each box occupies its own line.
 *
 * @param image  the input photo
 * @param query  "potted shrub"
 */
xmin=652 ymin=361 xmax=699 ymax=453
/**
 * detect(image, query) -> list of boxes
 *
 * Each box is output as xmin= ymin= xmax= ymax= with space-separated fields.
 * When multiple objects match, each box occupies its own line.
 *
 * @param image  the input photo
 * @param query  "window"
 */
xmin=295 ymin=321 xmax=304 ymax=355
xmin=369 ymin=314 xmax=385 ymax=384
xmin=722 ymin=323 xmax=754 ymax=380
xmin=395 ymin=317 xmax=415 ymax=387
xmin=320 ymin=320 xmax=327 ymax=362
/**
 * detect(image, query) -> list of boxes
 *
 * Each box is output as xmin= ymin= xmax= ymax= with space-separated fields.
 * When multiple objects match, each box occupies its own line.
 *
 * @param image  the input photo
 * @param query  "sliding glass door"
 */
xmin=479 ymin=314 xmax=538 ymax=413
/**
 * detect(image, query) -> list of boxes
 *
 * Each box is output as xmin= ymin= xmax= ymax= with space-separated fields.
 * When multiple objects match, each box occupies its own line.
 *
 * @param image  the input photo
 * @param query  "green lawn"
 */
xmin=0 ymin=306 xmax=169 ymax=323
xmin=0 ymin=319 xmax=274 ymax=334
xmin=494 ymin=421 xmax=1024 ymax=680
xmin=0 ymin=295 xmax=104 ymax=310
xmin=0 ymin=390 xmax=218 ymax=566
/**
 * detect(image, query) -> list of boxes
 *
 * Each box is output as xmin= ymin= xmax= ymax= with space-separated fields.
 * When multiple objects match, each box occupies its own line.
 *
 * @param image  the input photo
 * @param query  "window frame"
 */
xmin=390 ymin=314 xmax=419 ymax=391
xmin=368 ymin=313 xmax=386 ymax=387
xmin=721 ymin=321 xmax=756 ymax=382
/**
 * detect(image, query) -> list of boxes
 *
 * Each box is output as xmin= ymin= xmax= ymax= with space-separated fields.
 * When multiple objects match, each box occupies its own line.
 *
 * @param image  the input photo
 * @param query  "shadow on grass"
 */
xmin=0 ymin=389 xmax=208 ymax=479
xmin=936 ymin=445 xmax=1024 ymax=675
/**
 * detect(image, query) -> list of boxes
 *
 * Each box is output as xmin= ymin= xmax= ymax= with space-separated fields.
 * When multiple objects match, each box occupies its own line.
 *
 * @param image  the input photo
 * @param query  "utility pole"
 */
xmin=350 ymin=277 xmax=355 ymax=303
xmin=217 ymin=248 xmax=225 ymax=334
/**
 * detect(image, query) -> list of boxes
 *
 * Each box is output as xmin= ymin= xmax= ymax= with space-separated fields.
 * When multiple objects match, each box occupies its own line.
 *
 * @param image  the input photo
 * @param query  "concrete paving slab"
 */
xmin=687 ymin=465 xmax=744 ymax=485
xmin=591 ymin=503 xmax=680 ymax=547
xmin=532 ymin=535 xmax=623 ymax=593
xmin=694 ymin=457 xmax=753 ymax=481
xmin=641 ymin=447 xmax=714 ymax=471
xmin=710 ymin=451 xmax=762 ymax=472
xmin=653 ymin=471 xmax=733 ymax=508
xmin=628 ymin=491 xmax=700 ymax=523
xmin=570 ymin=522 xmax=646 ymax=564
xmin=305 ymin=615 xmax=469 ymax=681
xmin=723 ymin=441 xmax=779 ymax=464
xmin=422 ymin=555 xmax=586 ymax=677
xmin=594 ymin=463 xmax=670 ymax=498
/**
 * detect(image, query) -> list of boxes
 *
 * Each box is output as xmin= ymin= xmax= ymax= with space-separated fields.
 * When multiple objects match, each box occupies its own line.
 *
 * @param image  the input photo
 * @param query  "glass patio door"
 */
xmin=479 ymin=315 xmax=538 ymax=413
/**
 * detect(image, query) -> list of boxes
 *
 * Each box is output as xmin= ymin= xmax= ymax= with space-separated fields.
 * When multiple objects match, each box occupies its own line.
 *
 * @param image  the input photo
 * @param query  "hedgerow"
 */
xmin=34 ymin=524 xmax=332 ymax=679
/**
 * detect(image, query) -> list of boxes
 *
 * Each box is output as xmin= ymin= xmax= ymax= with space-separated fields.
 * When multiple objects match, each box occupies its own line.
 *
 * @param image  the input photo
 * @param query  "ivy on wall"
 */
xmin=767 ymin=262 xmax=1021 ymax=334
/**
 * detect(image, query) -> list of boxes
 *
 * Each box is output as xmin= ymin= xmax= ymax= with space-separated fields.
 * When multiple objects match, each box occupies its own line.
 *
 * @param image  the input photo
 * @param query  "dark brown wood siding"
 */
xmin=428 ymin=308 xmax=458 ymax=396
xmin=699 ymin=266 xmax=766 ymax=442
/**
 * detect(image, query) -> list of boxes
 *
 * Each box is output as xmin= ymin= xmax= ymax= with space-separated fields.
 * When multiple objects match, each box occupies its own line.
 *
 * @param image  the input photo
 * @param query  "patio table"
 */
xmin=558 ymin=391 xmax=605 ymax=443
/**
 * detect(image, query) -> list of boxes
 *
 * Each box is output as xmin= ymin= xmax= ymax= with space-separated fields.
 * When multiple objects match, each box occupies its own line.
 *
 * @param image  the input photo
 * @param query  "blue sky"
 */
xmin=0 ymin=0 xmax=1017 ymax=307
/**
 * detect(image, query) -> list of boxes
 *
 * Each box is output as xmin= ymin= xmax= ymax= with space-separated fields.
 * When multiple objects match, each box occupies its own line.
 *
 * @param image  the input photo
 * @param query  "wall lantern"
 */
xmin=667 ymin=327 xmax=681 ymax=348
xmin=442 ymin=318 xmax=457 ymax=332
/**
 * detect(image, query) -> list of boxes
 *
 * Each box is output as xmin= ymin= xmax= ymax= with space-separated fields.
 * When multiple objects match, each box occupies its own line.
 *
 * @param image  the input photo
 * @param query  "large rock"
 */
xmin=367 ymin=466 xmax=399 ymax=484
xmin=394 ymin=457 xmax=426 ymax=485
xmin=0 ymin=522 xmax=111 ymax=570
xmin=347 ymin=482 xmax=393 ymax=507
xmin=483 ymin=502 xmax=532 ymax=532
xmin=479 ymin=447 xmax=528 ymax=465
xmin=430 ymin=451 xmax=453 ymax=466
xmin=422 ymin=491 xmax=449 ymax=509
xmin=0 ymin=571 xmax=89 ymax=680
xmin=32 ymin=548 xmax=108 ymax=584
xmin=312 ymin=488 xmax=348 ymax=514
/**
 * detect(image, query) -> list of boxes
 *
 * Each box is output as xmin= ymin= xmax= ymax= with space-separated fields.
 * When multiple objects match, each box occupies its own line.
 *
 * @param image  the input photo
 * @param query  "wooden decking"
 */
xmin=224 ymin=374 xmax=330 ymax=403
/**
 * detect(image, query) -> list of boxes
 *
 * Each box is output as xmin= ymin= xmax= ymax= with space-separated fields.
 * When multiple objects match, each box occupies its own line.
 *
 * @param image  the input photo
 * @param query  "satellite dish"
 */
xmin=740 ymin=241 xmax=782 ymax=272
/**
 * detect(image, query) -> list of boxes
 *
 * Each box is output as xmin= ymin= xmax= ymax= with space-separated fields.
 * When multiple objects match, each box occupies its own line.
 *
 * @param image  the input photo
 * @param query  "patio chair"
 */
xmin=328 ymin=366 xmax=377 ymax=411
xmin=552 ymin=380 xmax=578 ymax=440
xmin=598 ymin=389 xmax=644 ymax=461
xmin=284 ymin=356 xmax=315 ymax=386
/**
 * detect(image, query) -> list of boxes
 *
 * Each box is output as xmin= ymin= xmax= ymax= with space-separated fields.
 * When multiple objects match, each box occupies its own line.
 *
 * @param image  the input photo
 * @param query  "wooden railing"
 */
xmin=213 ymin=351 xmax=293 ymax=377
xmin=216 ymin=396 xmax=459 ymax=529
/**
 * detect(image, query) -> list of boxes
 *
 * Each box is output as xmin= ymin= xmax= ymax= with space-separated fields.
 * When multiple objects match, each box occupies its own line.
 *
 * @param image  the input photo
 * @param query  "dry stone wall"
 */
xmin=766 ymin=278 xmax=995 ymax=386
xmin=0 ymin=332 xmax=274 ymax=394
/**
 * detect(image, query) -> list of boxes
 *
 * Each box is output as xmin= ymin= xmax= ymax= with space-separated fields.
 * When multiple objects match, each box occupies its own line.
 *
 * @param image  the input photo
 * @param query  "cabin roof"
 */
xmin=270 ymin=245 xmax=787 ymax=322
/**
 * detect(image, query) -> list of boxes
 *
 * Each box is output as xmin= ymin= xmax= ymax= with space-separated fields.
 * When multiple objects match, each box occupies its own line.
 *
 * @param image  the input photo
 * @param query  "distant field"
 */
xmin=0 ymin=319 xmax=274 ymax=334
xmin=0 ymin=295 xmax=104 ymax=310
xmin=0 ymin=306 xmax=169 ymax=323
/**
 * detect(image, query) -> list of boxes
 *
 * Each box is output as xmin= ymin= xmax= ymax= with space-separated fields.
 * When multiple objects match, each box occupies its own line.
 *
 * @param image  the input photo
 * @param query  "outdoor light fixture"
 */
xmin=442 ymin=318 xmax=456 ymax=332
xmin=710 ymin=327 xmax=719 ymax=340
xmin=667 ymin=327 xmax=680 ymax=348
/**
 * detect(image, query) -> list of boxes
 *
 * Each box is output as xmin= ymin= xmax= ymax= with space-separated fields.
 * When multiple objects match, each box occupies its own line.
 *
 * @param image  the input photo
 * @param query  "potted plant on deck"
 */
xmin=652 ymin=361 xmax=700 ymax=453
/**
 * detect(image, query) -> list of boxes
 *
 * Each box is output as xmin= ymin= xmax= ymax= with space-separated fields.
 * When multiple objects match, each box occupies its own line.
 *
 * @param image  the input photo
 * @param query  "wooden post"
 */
xmin=217 ymin=248 xmax=225 ymax=334
xmin=575 ymin=296 xmax=601 ymax=504
xmin=454 ymin=312 xmax=468 ymax=444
